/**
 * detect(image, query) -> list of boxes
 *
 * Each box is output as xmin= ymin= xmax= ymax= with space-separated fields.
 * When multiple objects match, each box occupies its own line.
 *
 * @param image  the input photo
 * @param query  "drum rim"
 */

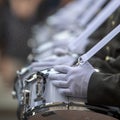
xmin=22 ymin=102 xmax=118 ymax=120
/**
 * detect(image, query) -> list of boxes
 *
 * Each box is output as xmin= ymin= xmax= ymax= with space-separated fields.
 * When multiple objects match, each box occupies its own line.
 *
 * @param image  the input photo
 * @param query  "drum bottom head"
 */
xmin=28 ymin=110 xmax=117 ymax=120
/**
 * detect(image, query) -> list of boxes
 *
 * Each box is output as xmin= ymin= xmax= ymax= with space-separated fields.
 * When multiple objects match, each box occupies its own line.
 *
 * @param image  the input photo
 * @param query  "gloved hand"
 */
xmin=29 ymin=55 xmax=76 ymax=72
xmin=33 ymin=38 xmax=70 ymax=59
xmin=53 ymin=47 xmax=75 ymax=56
xmin=48 ymin=62 xmax=95 ymax=99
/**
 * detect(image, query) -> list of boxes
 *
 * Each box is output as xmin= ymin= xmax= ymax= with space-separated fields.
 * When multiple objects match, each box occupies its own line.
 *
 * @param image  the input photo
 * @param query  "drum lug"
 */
xmin=34 ymin=74 xmax=45 ymax=101
xmin=23 ymin=89 xmax=30 ymax=107
xmin=11 ymin=91 xmax=17 ymax=99
xmin=25 ymin=74 xmax=37 ymax=83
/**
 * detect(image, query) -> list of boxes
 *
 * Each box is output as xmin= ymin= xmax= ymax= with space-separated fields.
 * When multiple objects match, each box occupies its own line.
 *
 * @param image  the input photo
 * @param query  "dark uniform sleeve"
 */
xmin=87 ymin=72 xmax=120 ymax=107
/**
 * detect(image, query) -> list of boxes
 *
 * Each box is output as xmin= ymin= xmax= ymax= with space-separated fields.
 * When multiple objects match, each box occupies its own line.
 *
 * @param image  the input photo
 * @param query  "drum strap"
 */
xmin=77 ymin=24 xmax=120 ymax=65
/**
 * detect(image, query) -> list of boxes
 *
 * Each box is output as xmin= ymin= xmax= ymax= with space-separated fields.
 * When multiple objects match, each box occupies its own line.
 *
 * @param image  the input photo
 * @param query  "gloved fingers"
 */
xmin=54 ymin=65 xmax=72 ymax=73
xmin=49 ymin=73 xmax=66 ymax=80
xmin=42 ymin=58 xmax=55 ymax=62
xmin=80 ymin=61 xmax=94 ymax=68
xmin=30 ymin=62 xmax=55 ymax=68
xmin=58 ymin=88 xmax=71 ymax=96
xmin=42 ymin=56 xmax=57 ymax=62
xmin=52 ymin=80 xmax=68 ymax=88
xmin=54 ymin=48 xmax=68 ymax=56
xmin=66 ymin=74 xmax=76 ymax=82
xmin=31 ymin=66 xmax=52 ymax=71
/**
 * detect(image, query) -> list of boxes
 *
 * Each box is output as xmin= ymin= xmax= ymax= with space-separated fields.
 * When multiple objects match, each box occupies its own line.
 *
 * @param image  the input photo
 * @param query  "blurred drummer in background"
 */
xmin=0 ymin=0 xmax=62 ymax=88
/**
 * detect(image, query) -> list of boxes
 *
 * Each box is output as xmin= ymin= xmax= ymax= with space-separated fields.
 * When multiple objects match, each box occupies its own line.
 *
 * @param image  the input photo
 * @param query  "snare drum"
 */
xmin=13 ymin=69 xmax=119 ymax=120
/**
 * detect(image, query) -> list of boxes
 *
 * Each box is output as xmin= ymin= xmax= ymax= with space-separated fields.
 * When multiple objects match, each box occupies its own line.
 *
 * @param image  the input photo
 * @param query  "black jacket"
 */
xmin=88 ymin=71 xmax=120 ymax=107
xmin=88 ymin=56 xmax=120 ymax=107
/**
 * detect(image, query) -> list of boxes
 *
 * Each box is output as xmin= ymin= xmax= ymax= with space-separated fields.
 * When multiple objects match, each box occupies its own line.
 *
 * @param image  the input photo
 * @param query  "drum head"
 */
xmin=28 ymin=110 xmax=117 ymax=120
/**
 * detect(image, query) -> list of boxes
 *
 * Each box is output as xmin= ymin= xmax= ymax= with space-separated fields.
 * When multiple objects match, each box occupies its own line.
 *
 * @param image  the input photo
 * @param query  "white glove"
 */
xmin=53 ymin=48 xmax=71 ymax=56
xmin=29 ymin=55 xmax=76 ymax=71
xmin=48 ymin=62 xmax=95 ymax=99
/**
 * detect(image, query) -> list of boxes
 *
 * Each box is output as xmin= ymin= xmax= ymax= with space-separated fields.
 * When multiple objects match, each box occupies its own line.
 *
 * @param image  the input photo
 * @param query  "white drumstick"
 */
xmin=78 ymin=24 xmax=120 ymax=65
xmin=69 ymin=0 xmax=120 ymax=53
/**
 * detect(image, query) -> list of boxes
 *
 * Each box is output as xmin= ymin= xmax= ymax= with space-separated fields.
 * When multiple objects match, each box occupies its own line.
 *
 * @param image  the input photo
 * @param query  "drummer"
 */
xmin=29 ymin=0 xmax=120 ymax=105
xmin=48 ymin=9 xmax=120 ymax=106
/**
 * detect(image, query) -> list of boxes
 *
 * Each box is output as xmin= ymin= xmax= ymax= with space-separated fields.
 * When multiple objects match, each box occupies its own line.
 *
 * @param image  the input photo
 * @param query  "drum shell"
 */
xmin=14 ymin=71 xmax=119 ymax=120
